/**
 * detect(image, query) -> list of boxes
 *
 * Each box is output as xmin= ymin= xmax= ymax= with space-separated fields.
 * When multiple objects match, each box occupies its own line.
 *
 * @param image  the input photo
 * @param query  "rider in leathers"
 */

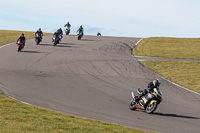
xmin=16 ymin=33 xmax=26 ymax=48
xmin=35 ymin=28 xmax=43 ymax=40
xmin=77 ymin=25 xmax=84 ymax=36
xmin=64 ymin=22 xmax=71 ymax=28
xmin=135 ymin=79 xmax=161 ymax=101
xmin=53 ymin=31 xmax=60 ymax=40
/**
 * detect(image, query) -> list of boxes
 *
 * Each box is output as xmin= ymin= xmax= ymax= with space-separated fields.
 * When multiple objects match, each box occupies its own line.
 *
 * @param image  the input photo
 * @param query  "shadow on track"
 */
xmin=81 ymin=39 xmax=95 ymax=41
xmin=21 ymin=51 xmax=41 ymax=53
xmin=37 ymin=43 xmax=52 ymax=46
xmin=153 ymin=112 xmax=200 ymax=119
xmin=56 ymin=43 xmax=81 ymax=47
xmin=56 ymin=45 xmax=72 ymax=47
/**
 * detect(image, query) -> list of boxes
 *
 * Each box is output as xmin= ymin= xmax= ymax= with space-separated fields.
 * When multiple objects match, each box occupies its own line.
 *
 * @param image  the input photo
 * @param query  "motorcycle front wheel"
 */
xmin=18 ymin=46 xmax=22 ymax=52
xmin=36 ymin=39 xmax=40 ymax=45
xmin=78 ymin=35 xmax=81 ymax=40
xmin=54 ymin=42 xmax=57 ymax=46
xmin=129 ymin=99 xmax=137 ymax=110
xmin=146 ymin=101 xmax=158 ymax=114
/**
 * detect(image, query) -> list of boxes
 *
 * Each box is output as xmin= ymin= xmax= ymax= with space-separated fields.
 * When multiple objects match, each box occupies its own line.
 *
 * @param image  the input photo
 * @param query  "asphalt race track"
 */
xmin=0 ymin=35 xmax=200 ymax=133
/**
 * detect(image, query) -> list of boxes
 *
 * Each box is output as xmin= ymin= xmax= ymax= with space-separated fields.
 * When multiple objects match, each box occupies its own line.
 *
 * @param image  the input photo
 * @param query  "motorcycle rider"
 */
xmin=64 ymin=22 xmax=71 ymax=34
xmin=57 ymin=28 xmax=63 ymax=39
xmin=135 ymin=79 xmax=161 ymax=101
xmin=77 ymin=25 xmax=84 ymax=35
xmin=35 ymin=28 xmax=43 ymax=40
xmin=97 ymin=32 xmax=101 ymax=36
xmin=16 ymin=33 xmax=26 ymax=48
xmin=53 ymin=31 xmax=59 ymax=39
xmin=64 ymin=22 xmax=71 ymax=28
xmin=57 ymin=28 xmax=63 ymax=35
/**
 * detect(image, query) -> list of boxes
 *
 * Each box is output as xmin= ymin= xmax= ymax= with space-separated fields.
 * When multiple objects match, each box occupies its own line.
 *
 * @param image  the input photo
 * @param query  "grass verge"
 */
xmin=133 ymin=37 xmax=200 ymax=59
xmin=141 ymin=61 xmax=200 ymax=93
xmin=0 ymin=29 xmax=51 ymax=46
xmin=134 ymin=37 xmax=200 ymax=94
xmin=0 ymin=30 xmax=154 ymax=133
xmin=0 ymin=92 xmax=154 ymax=133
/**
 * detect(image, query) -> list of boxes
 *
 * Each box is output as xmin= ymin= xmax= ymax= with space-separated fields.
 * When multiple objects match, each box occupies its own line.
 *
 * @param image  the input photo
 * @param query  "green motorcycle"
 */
xmin=77 ymin=30 xmax=83 ymax=40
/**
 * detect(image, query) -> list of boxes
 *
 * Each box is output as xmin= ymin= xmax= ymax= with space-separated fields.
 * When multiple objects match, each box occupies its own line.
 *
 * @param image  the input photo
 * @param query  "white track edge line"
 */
xmin=0 ymin=43 xmax=13 ymax=49
xmin=135 ymin=38 xmax=143 ymax=46
xmin=6 ymin=95 xmax=32 ymax=105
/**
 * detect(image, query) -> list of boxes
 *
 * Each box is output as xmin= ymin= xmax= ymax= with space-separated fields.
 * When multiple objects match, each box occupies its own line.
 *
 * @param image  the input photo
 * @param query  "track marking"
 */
xmin=135 ymin=38 xmax=143 ymax=46
xmin=0 ymin=43 xmax=12 ymax=49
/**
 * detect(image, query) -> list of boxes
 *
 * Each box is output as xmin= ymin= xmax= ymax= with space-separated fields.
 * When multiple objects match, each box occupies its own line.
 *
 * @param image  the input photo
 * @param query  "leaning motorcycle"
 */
xmin=52 ymin=35 xmax=60 ymax=46
xmin=64 ymin=27 xmax=70 ymax=35
xmin=77 ymin=30 xmax=83 ymax=40
xmin=35 ymin=33 xmax=41 ymax=45
xmin=129 ymin=88 xmax=163 ymax=114
xmin=16 ymin=39 xmax=24 ymax=52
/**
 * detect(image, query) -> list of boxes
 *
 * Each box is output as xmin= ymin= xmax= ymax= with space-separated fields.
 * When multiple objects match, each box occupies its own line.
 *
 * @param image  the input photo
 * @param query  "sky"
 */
xmin=0 ymin=0 xmax=200 ymax=38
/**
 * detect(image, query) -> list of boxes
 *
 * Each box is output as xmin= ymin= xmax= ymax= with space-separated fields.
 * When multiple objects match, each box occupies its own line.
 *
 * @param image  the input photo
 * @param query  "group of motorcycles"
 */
xmin=52 ymin=26 xmax=83 ymax=46
xmin=16 ymin=26 xmax=83 ymax=52
xmin=16 ymin=26 xmax=163 ymax=114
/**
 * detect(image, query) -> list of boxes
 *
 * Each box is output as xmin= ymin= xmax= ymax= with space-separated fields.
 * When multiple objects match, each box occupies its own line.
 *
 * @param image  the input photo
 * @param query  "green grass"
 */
xmin=0 ymin=29 xmax=51 ymax=46
xmin=0 ymin=30 xmax=154 ymax=133
xmin=141 ymin=61 xmax=200 ymax=93
xmin=133 ymin=37 xmax=200 ymax=59
xmin=134 ymin=37 xmax=200 ymax=94
xmin=0 ymin=93 xmax=153 ymax=133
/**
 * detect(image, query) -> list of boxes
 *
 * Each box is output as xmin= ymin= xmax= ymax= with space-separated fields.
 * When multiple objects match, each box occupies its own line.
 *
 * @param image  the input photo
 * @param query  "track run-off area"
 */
xmin=0 ymin=35 xmax=200 ymax=133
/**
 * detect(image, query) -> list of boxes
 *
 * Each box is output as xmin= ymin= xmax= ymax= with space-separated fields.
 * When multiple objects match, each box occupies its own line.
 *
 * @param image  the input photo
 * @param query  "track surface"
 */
xmin=0 ymin=35 xmax=200 ymax=133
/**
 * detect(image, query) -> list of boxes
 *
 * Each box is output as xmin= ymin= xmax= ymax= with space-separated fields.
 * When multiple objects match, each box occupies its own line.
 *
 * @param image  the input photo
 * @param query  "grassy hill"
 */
xmin=133 ymin=37 xmax=200 ymax=93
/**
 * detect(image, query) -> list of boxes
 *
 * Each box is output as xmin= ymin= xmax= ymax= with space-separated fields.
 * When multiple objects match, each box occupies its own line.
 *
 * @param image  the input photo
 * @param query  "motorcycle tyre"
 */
xmin=36 ymin=39 xmax=40 ymax=45
xmin=78 ymin=35 xmax=81 ymax=40
xmin=129 ymin=99 xmax=137 ymax=110
xmin=18 ymin=46 xmax=22 ymax=52
xmin=146 ymin=101 xmax=158 ymax=114
xmin=54 ymin=42 xmax=57 ymax=46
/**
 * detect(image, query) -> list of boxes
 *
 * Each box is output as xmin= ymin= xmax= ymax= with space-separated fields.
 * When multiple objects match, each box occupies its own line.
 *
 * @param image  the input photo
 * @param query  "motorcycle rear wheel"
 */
xmin=129 ymin=99 xmax=137 ymax=110
xmin=146 ymin=101 xmax=158 ymax=114
xmin=78 ymin=35 xmax=81 ymax=40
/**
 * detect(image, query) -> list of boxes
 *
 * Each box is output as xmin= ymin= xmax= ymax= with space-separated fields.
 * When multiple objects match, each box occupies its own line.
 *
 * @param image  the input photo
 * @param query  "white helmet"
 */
xmin=153 ymin=79 xmax=160 ymax=87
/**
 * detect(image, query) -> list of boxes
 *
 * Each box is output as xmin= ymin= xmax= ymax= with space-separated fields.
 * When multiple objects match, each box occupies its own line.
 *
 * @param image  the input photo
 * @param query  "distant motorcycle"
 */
xmin=77 ymin=30 xmax=83 ymax=40
xmin=64 ymin=26 xmax=70 ymax=35
xmin=16 ymin=39 xmax=24 ymax=52
xmin=52 ymin=35 xmax=60 ymax=46
xmin=35 ymin=33 xmax=41 ymax=45
xmin=129 ymin=88 xmax=163 ymax=114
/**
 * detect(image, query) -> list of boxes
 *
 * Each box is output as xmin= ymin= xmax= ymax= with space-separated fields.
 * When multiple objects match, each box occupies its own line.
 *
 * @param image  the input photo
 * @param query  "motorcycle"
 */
xmin=129 ymin=88 xmax=163 ymax=114
xmin=52 ymin=35 xmax=60 ymax=46
xmin=16 ymin=39 xmax=24 ymax=52
xmin=64 ymin=26 xmax=70 ymax=35
xmin=35 ymin=33 xmax=41 ymax=45
xmin=77 ymin=30 xmax=83 ymax=40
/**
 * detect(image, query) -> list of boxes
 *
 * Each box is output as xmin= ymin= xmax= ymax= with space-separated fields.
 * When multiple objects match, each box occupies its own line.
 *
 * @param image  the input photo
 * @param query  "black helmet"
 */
xmin=21 ymin=33 xmax=24 ymax=37
xmin=153 ymin=79 xmax=160 ymax=87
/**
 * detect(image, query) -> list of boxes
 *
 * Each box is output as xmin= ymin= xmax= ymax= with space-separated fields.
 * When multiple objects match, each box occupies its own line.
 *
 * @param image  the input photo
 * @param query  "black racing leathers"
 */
xmin=17 ymin=36 xmax=26 ymax=47
xmin=136 ymin=82 xmax=158 ymax=101
xmin=35 ymin=31 xmax=43 ymax=39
